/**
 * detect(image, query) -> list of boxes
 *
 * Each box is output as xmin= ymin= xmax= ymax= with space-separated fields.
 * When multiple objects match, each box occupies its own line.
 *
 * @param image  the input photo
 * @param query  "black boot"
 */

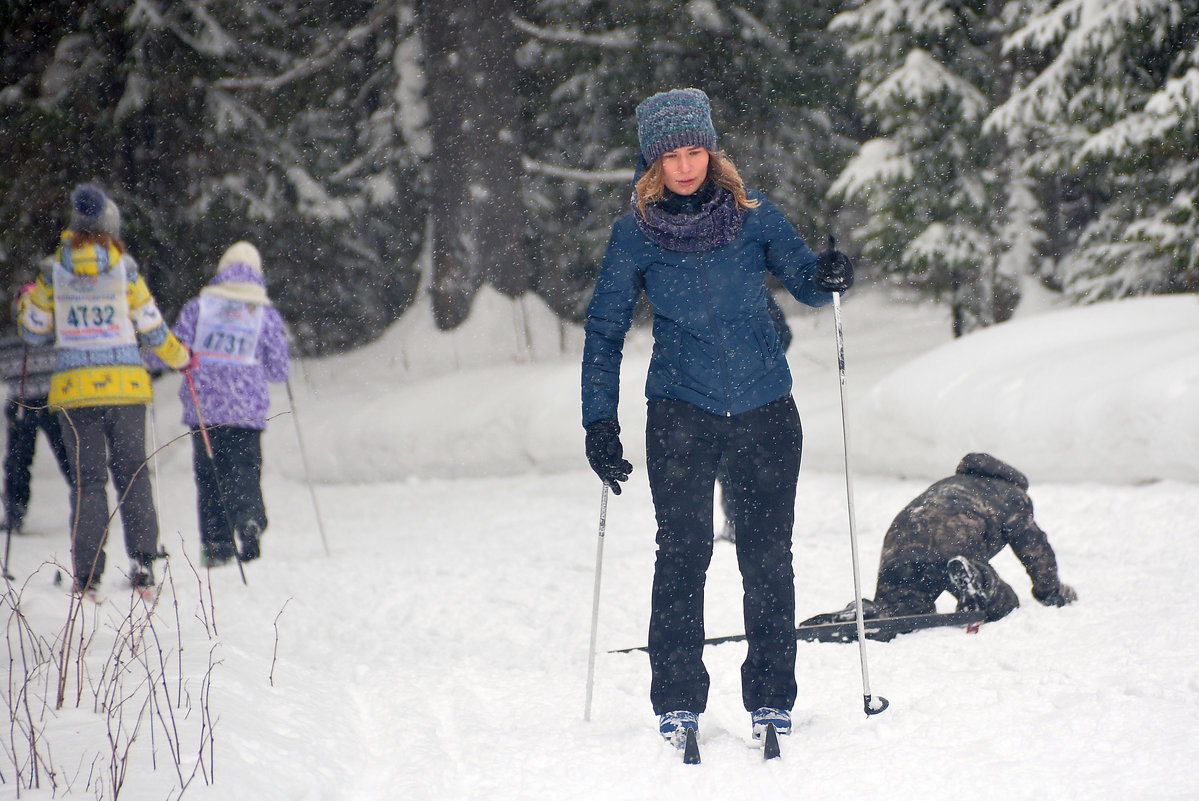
xmin=129 ymin=553 xmax=156 ymax=588
xmin=237 ymin=520 xmax=262 ymax=562
xmin=201 ymin=539 xmax=237 ymax=568
xmin=947 ymin=556 xmax=993 ymax=612
xmin=947 ymin=556 xmax=1019 ymax=621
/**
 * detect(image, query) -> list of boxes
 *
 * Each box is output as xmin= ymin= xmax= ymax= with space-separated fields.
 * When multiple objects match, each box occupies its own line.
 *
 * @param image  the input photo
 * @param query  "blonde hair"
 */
xmin=635 ymin=149 xmax=760 ymax=220
xmin=66 ymin=229 xmax=127 ymax=254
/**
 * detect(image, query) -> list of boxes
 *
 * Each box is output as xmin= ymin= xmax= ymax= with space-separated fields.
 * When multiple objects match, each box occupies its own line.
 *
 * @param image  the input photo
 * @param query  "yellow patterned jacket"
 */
xmin=18 ymin=233 xmax=190 ymax=409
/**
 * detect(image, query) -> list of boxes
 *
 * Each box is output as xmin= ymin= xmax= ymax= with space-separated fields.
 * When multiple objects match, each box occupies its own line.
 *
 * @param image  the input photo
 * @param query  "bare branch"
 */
xmin=523 ymin=157 xmax=634 ymax=183
xmin=511 ymin=14 xmax=684 ymax=54
xmin=270 ymin=599 xmax=291 ymax=687
xmin=214 ymin=4 xmax=395 ymax=91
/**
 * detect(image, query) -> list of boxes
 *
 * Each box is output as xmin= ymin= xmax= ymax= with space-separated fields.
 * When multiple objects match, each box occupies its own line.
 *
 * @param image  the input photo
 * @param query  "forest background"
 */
xmin=1 ymin=0 xmax=1195 ymax=356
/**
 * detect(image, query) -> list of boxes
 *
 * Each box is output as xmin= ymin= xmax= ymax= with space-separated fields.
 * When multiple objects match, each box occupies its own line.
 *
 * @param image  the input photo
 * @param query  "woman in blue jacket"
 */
xmin=581 ymin=88 xmax=854 ymax=750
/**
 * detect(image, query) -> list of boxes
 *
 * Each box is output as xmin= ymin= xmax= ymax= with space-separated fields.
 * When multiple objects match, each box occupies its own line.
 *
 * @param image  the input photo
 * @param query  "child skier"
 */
xmin=170 ymin=241 xmax=289 ymax=567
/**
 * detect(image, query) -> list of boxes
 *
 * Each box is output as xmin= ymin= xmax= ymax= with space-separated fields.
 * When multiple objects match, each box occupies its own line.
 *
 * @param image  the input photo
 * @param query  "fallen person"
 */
xmin=804 ymin=452 xmax=1077 ymax=629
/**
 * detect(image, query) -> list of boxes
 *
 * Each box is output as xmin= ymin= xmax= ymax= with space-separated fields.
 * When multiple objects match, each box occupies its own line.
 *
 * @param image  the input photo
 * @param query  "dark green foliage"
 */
xmin=1 ymin=1 xmax=856 ymax=349
xmin=0 ymin=0 xmax=424 ymax=355
xmin=3 ymin=0 xmax=1193 ymax=352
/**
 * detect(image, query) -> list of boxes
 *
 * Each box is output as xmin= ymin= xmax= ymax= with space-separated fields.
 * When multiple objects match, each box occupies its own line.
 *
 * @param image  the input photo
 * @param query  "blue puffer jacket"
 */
xmin=582 ymin=191 xmax=832 ymax=426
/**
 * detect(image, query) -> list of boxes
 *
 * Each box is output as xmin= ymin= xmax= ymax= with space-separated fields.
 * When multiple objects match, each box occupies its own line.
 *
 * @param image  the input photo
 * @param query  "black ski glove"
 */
xmin=585 ymin=418 xmax=632 ymax=494
xmin=1036 ymin=582 xmax=1078 ymax=607
xmin=813 ymin=249 xmax=855 ymax=294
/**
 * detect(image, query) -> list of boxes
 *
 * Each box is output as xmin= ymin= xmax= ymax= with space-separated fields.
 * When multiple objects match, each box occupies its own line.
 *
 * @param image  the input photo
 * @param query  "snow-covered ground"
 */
xmin=2 ymin=287 xmax=1197 ymax=800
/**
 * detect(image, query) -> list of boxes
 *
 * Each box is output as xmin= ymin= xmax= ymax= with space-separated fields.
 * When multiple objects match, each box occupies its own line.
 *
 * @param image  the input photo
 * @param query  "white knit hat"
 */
xmin=217 ymin=241 xmax=262 ymax=274
xmin=202 ymin=240 xmax=271 ymax=305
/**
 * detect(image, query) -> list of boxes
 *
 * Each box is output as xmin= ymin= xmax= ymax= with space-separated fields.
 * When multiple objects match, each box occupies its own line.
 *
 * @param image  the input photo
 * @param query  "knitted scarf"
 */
xmin=633 ymin=179 xmax=746 ymax=253
xmin=200 ymin=261 xmax=272 ymax=306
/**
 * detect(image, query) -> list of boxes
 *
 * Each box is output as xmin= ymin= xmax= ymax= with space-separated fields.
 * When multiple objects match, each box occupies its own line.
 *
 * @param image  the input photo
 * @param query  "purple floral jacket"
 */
xmin=171 ymin=264 xmax=290 ymax=430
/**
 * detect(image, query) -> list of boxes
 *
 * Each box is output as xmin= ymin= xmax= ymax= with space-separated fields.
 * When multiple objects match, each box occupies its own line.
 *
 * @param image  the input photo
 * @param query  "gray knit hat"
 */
xmin=635 ymin=88 xmax=718 ymax=165
xmin=69 ymin=183 xmax=121 ymax=237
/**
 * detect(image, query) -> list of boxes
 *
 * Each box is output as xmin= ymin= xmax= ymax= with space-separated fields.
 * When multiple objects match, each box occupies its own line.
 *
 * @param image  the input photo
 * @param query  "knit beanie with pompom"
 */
xmin=69 ymin=183 xmax=122 ymax=237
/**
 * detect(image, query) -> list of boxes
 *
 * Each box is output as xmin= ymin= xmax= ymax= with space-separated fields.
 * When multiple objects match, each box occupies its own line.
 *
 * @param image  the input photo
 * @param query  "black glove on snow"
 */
xmin=814 ymin=249 xmax=855 ymax=294
xmin=585 ymin=418 xmax=632 ymax=494
xmin=1036 ymin=582 xmax=1078 ymax=607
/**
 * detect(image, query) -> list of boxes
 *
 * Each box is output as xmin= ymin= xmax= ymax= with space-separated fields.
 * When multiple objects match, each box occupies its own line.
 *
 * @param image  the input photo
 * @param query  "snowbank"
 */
xmin=283 ymin=288 xmax=1199 ymax=486
xmin=855 ymin=294 xmax=1199 ymax=483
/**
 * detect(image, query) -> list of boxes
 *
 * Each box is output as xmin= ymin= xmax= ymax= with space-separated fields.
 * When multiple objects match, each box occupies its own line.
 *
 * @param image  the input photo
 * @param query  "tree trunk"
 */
xmin=418 ymin=0 xmax=530 ymax=330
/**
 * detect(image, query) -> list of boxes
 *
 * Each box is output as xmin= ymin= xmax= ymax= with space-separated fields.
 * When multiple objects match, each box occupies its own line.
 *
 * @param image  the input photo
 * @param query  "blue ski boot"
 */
xmin=658 ymin=711 xmax=699 ymax=749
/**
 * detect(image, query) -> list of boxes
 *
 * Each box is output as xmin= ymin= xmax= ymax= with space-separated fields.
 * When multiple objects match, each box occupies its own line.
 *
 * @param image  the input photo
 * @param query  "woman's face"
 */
xmin=659 ymin=146 xmax=710 ymax=195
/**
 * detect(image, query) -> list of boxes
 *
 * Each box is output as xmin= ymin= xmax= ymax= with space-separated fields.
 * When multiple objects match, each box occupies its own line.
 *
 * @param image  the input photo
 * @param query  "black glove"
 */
xmin=814 ymin=249 xmax=855 ymax=294
xmin=1036 ymin=582 xmax=1078 ymax=607
xmin=585 ymin=418 xmax=632 ymax=494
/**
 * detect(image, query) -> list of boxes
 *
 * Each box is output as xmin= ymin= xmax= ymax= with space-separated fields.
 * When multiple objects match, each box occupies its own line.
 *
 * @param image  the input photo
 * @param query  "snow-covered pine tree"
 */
xmin=0 ymin=1 xmax=426 ymax=355
xmin=830 ymin=0 xmax=1049 ymax=335
xmin=989 ymin=0 xmax=1199 ymax=300
xmin=191 ymin=0 xmax=426 ymax=352
xmin=0 ymin=1 xmax=135 ymax=285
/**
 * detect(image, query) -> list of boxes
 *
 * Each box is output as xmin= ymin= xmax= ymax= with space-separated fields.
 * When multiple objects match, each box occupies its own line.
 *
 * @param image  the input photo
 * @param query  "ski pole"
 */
xmin=185 ymin=370 xmax=248 ymax=585
xmin=583 ymin=482 xmax=609 ymax=722
xmin=147 ymin=398 xmax=163 ymax=522
xmin=2 ymin=529 xmax=12 ymax=582
xmin=3 ymin=345 xmax=30 ymax=581
xmin=2 ymin=512 xmax=12 ymax=582
xmin=285 ymin=373 xmax=330 ymax=556
xmin=17 ymin=343 xmax=27 ymax=423
xmin=832 ymin=288 xmax=889 ymax=717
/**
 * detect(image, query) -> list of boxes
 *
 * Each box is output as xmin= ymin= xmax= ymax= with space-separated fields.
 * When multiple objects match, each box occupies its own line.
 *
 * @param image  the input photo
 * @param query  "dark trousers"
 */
xmin=876 ymin=558 xmax=1020 ymax=621
xmin=58 ymin=405 xmax=158 ymax=587
xmin=191 ymin=426 xmax=266 ymax=555
xmin=4 ymin=396 xmax=71 ymax=526
xmin=645 ymin=396 xmax=801 ymax=714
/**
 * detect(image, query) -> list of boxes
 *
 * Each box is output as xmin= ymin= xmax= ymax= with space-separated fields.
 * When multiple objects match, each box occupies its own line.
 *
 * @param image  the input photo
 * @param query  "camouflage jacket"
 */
xmin=876 ymin=453 xmax=1062 ymax=601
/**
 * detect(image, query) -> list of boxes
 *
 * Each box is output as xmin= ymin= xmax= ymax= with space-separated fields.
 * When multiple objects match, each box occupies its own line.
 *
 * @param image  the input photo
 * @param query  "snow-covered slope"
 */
xmin=3 ymin=289 xmax=1197 ymax=800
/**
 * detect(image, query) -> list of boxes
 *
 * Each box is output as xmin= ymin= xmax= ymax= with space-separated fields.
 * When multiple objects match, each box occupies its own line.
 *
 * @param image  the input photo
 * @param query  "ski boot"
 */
xmin=947 ymin=556 xmax=993 ymax=611
xmin=237 ymin=520 xmax=262 ymax=562
xmin=658 ymin=711 xmax=699 ymax=749
xmin=751 ymin=707 xmax=791 ymax=740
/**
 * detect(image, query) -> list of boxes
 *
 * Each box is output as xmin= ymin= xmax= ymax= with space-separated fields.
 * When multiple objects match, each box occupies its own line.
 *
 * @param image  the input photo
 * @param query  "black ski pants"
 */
xmin=4 ymin=396 xmax=71 ymax=526
xmin=191 ymin=425 xmax=266 ymax=557
xmin=58 ymin=404 xmax=159 ymax=588
xmin=645 ymin=396 xmax=801 ymax=715
xmin=875 ymin=557 xmax=1019 ymax=621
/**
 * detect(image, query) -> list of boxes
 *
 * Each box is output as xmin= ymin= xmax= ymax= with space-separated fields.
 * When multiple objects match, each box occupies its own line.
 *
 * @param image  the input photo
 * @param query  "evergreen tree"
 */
xmin=989 ymin=0 xmax=1199 ymax=300
xmin=2 ymin=1 xmax=861 ymax=350
xmin=146 ymin=0 xmax=426 ymax=352
xmin=829 ymin=0 xmax=1046 ymax=335
xmin=0 ymin=1 xmax=425 ymax=354
xmin=0 ymin=1 xmax=128 ymax=282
